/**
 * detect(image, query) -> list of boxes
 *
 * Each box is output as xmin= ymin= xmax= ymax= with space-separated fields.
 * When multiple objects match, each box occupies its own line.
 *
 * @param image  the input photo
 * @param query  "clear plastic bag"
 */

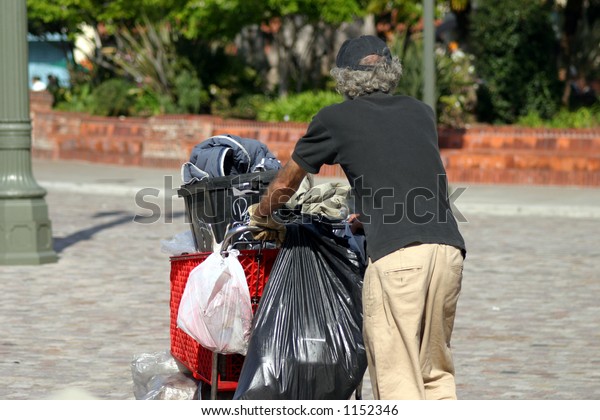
xmin=176 ymin=250 xmax=253 ymax=355
xmin=233 ymin=222 xmax=367 ymax=400
xmin=131 ymin=350 xmax=198 ymax=400
xmin=160 ymin=230 xmax=197 ymax=255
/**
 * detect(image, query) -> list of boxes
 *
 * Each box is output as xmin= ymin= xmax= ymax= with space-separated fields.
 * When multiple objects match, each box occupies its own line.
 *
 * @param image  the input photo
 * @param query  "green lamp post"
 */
xmin=423 ymin=0 xmax=436 ymax=116
xmin=0 ymin=0 xmax=58 ymax=265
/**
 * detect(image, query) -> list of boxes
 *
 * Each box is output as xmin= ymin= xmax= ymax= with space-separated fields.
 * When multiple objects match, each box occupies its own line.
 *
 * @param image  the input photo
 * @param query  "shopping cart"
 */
xmin=169 ymin=226 xmax=279 ymax=399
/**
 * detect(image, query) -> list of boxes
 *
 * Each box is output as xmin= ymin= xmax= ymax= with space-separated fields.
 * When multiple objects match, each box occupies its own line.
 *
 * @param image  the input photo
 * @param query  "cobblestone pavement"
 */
xmin=1 ymin=164 xmax=600 ymax=400
xmin=453 ymin=213 xmax=600 ymax=399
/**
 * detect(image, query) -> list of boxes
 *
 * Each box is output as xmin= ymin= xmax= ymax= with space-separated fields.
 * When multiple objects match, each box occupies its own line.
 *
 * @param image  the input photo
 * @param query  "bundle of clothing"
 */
xmin=181 ymin=134 xmax=282 ymax=184
xmin=179 ymin=133 xmax=365 ymax=262
xmin=280 ymin=177 xmax=366 ymax=266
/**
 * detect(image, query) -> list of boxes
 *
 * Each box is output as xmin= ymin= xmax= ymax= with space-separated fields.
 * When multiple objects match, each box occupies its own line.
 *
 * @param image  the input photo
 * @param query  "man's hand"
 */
xmin=247 ymin=159 xmax=308 ymax=246
xmin=247 ymin=203 xmax=286 ymax=245
xmin=348 ymin=213 xmax=364 ymax=234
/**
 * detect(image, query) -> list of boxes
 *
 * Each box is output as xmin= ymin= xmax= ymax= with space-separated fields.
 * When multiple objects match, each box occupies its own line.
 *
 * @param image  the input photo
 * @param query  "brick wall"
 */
xmin=438 ymin=126 xmax=600 ymax=185
xmin=29 ymin=91 xmax=600 ymax=186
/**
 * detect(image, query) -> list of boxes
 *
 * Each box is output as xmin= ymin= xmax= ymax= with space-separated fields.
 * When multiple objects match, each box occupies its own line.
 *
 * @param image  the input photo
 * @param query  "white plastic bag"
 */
xmin=176 ymin=250 xmax=252 ymax=355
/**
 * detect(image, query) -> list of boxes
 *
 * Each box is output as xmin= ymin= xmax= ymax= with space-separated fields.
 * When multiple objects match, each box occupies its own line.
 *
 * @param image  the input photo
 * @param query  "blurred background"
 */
xmin=25 ymin=0 xmax=599 ymax=128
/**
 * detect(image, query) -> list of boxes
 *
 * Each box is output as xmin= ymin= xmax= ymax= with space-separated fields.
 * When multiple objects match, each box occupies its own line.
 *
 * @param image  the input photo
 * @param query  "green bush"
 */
xmin=173 ymin=67 xmax=207 ymax=114
xmin=88 ymin=79 xmax=137 ymax=117
xmin=256 ymin=91 xmax=343 ymax=123
xmin=517 ymin=106 xmax=600 ymax=128
xmin=54 ymin=83 xmax=95 ymax=113
xmin=470 ymin=0 xmax=562 ymax=124
xmin=55 ymin=72 xmax=207 ymax=117
xmin=390 ymin=33 xmax=478 ymax=128
xmin=226 ymin=94 xmax=272 ymax=120
xmin=435 ymin=48 xmax=478 ymax=128
xmin=130 ymin=87 xmax=177 ymax=117
xmin=391 ymin=34 xmax=424 ymax=101
xmin=181 ymin=40 xmax=265 ymax=117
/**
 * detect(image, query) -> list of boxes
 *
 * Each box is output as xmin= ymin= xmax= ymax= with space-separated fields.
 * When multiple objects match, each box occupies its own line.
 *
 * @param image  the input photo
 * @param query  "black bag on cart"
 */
xmin=233 ymin=222 xmax=367 ymax=400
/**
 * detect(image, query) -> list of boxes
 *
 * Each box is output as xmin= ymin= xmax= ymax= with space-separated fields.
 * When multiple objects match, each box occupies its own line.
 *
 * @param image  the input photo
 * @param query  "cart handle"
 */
xmin=220 ymin=225 xmax=262 ymax=255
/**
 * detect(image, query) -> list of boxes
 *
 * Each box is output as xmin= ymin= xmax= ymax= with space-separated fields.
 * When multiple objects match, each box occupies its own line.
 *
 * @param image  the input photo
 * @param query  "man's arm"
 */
xmin=256 ymin=159 xmax=308 ymax=217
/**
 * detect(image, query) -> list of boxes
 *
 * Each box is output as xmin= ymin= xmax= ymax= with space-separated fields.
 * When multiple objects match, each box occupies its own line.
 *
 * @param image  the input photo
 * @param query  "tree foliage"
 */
xmin=27 ymin=0 xmax=599 ymax=126
xmin=27 ymin=0 xmax=182 ymax=36
xmin=559 ymin=0 xmax=600 ymax=107
xmin=470 ymin=0 xmax=562 ymax=123
xmin=172 ymin=0 xmax=368 ymax=95
xmin=27 ymin=0 xmax=369 ymax=102
xmin=172 ymin=0 xmax=366 ymax=40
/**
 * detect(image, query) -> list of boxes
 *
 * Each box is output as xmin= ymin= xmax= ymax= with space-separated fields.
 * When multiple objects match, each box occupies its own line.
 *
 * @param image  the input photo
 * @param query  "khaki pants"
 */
xmin=363 ymin=243 xmax=463 ymax=400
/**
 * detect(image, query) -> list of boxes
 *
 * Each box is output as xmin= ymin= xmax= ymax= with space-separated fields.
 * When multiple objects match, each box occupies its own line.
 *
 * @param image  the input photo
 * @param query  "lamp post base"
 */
xmin=0 ymin=197 xmax=58 ymax=265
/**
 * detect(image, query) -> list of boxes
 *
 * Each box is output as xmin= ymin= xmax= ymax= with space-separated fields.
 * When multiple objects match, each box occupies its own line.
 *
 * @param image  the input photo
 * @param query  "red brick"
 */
xmin=29 ymin=94 xmax=600 ymax=187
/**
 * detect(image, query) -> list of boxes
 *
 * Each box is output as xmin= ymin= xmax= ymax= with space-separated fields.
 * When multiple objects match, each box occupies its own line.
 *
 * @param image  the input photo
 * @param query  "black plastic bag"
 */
xmin=233 ymin=222 xmax=367 ymax=400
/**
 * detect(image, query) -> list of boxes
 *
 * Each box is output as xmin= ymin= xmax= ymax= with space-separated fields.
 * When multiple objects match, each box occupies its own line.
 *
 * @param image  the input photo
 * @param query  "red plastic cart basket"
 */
xmin=169 ymin=246 xmax=279 ymax=393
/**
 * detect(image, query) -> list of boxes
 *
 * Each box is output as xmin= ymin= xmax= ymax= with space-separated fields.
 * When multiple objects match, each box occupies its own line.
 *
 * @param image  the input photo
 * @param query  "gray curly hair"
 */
xmin=330 ymin=56 xmax=403 ymax=99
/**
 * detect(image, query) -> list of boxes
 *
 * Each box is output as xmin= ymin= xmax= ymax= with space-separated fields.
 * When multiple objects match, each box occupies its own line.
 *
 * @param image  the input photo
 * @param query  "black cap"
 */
xmin=336 ymin=35 xmax=392 ymax=71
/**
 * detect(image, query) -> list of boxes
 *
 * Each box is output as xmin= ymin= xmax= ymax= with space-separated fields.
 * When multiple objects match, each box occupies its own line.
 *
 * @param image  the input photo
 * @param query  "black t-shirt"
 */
xmin=292 ymin=92 xmax=466 ymax=262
